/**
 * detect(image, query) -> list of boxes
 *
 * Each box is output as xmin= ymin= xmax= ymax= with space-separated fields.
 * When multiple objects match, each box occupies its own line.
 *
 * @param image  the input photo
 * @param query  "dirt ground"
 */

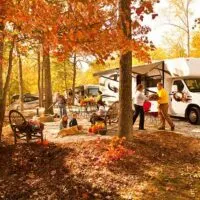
xmin=1 ymin=128 xmax=200 ymax=200
xmin=5 ymin=107 xmax=200 ymax=143
xmin=35 ymin=115 xmax=200 ymax=143
xmin=1 ymin=111 xmax=200 ymax=199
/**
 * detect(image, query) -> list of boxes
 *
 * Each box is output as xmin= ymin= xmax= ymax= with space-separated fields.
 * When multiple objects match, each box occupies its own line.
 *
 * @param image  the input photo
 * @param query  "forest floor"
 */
xmin=1 ymin=117 xmax=200 ymax=199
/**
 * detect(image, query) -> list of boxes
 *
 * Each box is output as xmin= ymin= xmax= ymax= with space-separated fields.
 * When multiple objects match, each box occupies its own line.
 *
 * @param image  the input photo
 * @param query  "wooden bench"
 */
xmin=9 ymin=110 xmax=44 ymax=144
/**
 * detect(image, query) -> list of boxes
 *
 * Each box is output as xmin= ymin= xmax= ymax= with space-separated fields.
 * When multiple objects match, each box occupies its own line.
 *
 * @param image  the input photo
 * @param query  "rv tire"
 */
xmin=188 ymin=107 xmax=200 ymax=125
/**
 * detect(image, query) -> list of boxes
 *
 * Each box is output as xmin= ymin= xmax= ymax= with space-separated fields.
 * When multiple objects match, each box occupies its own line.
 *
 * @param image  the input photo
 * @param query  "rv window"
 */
xmin=146 ymin=77 xmax=161 ymax=88
xmin=24 ymin=96 xmax=39 ymax=102
xmin=173 ymin=80 xmax=184 ymax=92
xmin=88 ymin=88 xmax=99 ymax=96
xmin=109 ymin=74 xmax=119 ymax=81
xmin=184 ymin=78 xmax=200 ymax=92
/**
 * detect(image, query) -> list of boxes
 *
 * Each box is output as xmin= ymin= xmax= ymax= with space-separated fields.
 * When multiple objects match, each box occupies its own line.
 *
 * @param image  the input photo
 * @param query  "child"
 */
xmin=57 ymin=113 xmax=83 ymax=138
xmin=60 ymin=114 xmax=68 ymax=130
xmin=90 ymin=102 xmax=106 ymax=125
xmin=69 ymin=113 xmax=78 ymax=127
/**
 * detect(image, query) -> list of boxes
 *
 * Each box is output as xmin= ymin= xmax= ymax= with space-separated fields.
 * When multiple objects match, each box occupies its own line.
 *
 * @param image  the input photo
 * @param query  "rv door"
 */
xmin=170 ymin=79 xmax=188 ymax=117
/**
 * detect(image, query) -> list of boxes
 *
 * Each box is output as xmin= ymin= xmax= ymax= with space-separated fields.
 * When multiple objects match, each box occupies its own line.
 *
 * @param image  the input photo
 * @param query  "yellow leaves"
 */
xmin=150 ymin=48 xmax=167 ymax=60
xmin=191 ymin=31 xmax=200 ymax=57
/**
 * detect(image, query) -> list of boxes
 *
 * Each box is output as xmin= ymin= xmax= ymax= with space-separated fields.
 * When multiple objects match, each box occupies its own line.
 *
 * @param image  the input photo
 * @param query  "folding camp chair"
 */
xmin=143 ymin=101 xmax=159 ymax=126
xmin=9 ymin=110 xmax=44 ymax=144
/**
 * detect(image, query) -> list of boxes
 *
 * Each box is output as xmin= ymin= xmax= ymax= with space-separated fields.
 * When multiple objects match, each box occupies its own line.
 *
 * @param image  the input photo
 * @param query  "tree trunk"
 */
xmin=37 ymin=48 xmax=42 ymax=107
xmin=0 ymin=21 xmax=4 ymax=142
xmin=0 ymin=33 xmax=4 ymax=113
xmin=72 ymin=54 xmax=77 ymax=105
xmin=0 ymin=2 xmax=5 ymax=102
xmin=0 ymin=33 xmax=3 ymax=103
xmin=43 ymin=44 xmax=53 ymax=114
xmin=0 ymin=38 xmax=15 ymax=141
xmin=41 ymin=55 xmax=44 ymax=107
xmin=63 ymin=61 xmax=67 ymax=90
xmin=16 ymin=47 xmax=24 ymax=111
xmin=187 ymin=31 xmax=190 ymax=57
xmin=118 ymin=0 xmax=132 ymax=138
xmin=186 ymin=2 xmax=190 ymax=57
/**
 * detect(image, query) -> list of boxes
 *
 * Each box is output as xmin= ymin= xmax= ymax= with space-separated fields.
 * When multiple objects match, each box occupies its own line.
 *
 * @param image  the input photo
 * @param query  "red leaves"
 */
xmin=36 ymin=139 xmax=49 ymax=146
xmin=152 ymin=13 xmax=158 ymax=20
xmin=82 ymin=193 xmax=89 ymax=199
xmin=140 ymin=15 xmax=144 ymax=21
xmin=136 ymin=6 xmax=144 ymax=16
xmin=95 ymin=136 xmax=135 ymax=166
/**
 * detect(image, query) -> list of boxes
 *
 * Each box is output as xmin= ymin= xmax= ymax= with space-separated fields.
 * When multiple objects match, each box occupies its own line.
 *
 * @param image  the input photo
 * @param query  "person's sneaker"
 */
xmin=171 ymin=126 xmax=175 ymax=131
xmin=158 ymin=127 xmax=165 ymax=130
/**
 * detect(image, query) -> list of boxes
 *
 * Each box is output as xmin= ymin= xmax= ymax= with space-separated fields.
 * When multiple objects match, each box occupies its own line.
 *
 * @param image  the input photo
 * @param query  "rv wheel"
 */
xmin=188 ymin=107 xmax=200 ymax=125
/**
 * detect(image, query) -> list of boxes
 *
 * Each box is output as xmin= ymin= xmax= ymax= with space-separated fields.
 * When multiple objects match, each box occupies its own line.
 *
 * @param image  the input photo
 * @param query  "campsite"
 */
xmin=1 ymin=0 xmax=200 ymax=199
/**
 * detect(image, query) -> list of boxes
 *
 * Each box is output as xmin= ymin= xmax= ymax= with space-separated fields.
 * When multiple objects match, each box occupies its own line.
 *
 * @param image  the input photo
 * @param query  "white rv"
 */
xmin=94 ymin=58 xmax=200 ymax=125
xmin=74 ymin=85 xmax=99 ymax=97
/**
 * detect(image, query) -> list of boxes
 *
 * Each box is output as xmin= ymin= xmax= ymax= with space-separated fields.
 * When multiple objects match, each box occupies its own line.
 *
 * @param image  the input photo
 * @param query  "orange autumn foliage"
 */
xmin=4 ymin=0 xmax=158 ymax=63
xmin=95 ymin=136 xmax=135 ymax=165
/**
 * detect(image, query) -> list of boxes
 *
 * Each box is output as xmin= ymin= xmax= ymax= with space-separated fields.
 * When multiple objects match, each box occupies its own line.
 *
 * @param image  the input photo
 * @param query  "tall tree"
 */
xmin=191 ymin=19 xmax=200 ymax=57
xmin=191 ymin=31 xmax=200 ymax=57
xmin=118 ymin=0 xmax=132 ymax=138
xmin=3 ymin=0 xmax=157 ymax=138
xmin=150 ymin=47 xmax=168 ymax=60
xmin=0 ymin=0 xmax=6 ymax=139
xmin=72 ymin=54 xmax=77 ymax=105
xmin=9 ymin=0 xmax=62 ymax=114
xmin=0 ymin=37 xmax=15 ymax=141
xmin=0 ymin=1 xmax=4 ymax=102
xmin=37 ymin=47 xmax=43 ymax=107
xmin=167 ymin=0 xmax=194 ymax=57
xmin=163 ymin=33 xmax=187 ymax=58
xmin=0 ymin=0 xmax=15 ymax=140
xmin=16 ymin=46 xmax=24 ymax=111
xmin=117 ymin=0 xmax=157 ymax=137
xmin=43 ymin=44 xmax=53 ymax=114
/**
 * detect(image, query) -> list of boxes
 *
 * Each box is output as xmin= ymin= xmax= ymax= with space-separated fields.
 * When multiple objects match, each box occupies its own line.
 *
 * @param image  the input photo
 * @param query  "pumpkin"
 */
xmin=91 ymin=126 xmax=95 ymax=133
xmin=99 ymin=124 xmax=104 ymax=129
xmin=101 ymin=123 xmax=105 ymax=128
xmin=88 ymin=127 xmax=92 ymax=132
xmin=42 ymin=140 xmax=49 ymax=146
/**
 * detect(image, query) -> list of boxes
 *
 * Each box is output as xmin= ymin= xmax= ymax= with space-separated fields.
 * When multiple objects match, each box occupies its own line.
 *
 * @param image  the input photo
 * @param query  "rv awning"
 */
xmin=93 ymin=61 xmax=164 ymax=76
xmin=131 ymin=61 xmax=164 ymax=74
xmin=93 ymin=68 xmax=119 ymax=76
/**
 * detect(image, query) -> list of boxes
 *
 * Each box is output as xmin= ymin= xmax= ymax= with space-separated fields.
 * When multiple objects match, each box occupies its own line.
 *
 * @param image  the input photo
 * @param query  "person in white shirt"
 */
xmin=90 ymin=102 xmax=106 ymax=124
xmin=97 ymin=105 xmax=106 ymax=116
xmin=133 ymin=84 xmax=148 ymax=130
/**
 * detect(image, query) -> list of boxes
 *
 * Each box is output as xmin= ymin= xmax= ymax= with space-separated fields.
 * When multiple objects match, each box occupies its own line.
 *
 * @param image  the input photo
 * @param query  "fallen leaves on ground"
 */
xmin=0 ymin=131 xmax=200 ymax=199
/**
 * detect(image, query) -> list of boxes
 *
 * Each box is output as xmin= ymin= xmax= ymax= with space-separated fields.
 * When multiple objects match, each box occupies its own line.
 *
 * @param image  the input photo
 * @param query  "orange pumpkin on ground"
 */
xmin=91 ymin=126 xmax=96 ymax=133
xmin=88 ymin=127 xmax=92 ymax=133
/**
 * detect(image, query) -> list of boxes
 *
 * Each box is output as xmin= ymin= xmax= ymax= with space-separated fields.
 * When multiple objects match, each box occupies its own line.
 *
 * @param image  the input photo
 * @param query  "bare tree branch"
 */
xmin=164 ymin=23 xmax=188 ymax=33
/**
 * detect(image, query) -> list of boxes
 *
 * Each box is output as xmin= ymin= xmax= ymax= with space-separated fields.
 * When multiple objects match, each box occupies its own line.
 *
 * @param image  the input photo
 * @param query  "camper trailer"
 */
xmin=94 ymin=58 xmax=200 ymax=125
xmin=74 ymin=85 xmax=99 ymax=97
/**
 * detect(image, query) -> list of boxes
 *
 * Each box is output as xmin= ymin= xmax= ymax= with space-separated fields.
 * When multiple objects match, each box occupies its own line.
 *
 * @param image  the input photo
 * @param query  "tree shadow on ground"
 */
xmin=0 ymin=143 xmax=120 ymax=200
xmin=107 ymin=131 xmax=200 ymax=199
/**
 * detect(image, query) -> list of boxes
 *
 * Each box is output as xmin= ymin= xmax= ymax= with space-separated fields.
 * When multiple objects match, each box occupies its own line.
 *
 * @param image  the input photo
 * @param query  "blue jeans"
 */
xmin=58 ymin=104 xmax=67 ymax=118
